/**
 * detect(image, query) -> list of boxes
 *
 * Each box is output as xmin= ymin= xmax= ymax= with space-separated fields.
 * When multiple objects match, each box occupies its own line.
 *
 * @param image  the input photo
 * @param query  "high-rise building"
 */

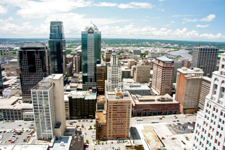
xmin=82 ymin=22 xmax=101 ymax=90
xmin=105 ymin=53 xmax=122 ymax=92
xmin=192 ymin=53 xmax=225 ymax=150
xmin=19 ymin=42 xmax=50 ymax=102
xmin=49 ymin=21 xmax=66 ymax=74
xmin=192 ymin=46 xmax=218 ymax=77
xmin=198 ymin=76 xmax=211 ymax=110
xmin=0 ymin=64 xmax=3 ymax=91
xmin=31 ymin=74 xmax=66 ymax=140
xmin=175 ymin=67 xmax=203 ymax=113
xmin=152 ymin=56 xmax=174 ymax=95
xmin=96 ymin=89 xmax=131 ymax=140
xmin=132 ymin=65 xmax=151 ymax=83
xmin=96 ymin=64 xmax=107 ymax=95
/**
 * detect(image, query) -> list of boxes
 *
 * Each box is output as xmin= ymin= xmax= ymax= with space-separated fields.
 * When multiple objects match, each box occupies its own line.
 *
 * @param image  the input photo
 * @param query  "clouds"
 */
xmin=95 ymin=2 xmax=117 ymax=7
xmin=200 ymin=14 xmax=216 ymax=22
xmin=182 ymin=18 xmax=198 ymax=24
xmin=196 ymin=24 xmax=209 ymax=28
xmin=0 ymin=5 xmax=7 ymax=14
xmin=118 ymin=2 xmax=154 ymax=9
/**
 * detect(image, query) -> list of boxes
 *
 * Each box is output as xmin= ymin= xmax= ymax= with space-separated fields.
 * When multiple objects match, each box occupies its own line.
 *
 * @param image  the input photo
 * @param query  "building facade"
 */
xmin=31 ymin=74 xmax=66 ymax=140
xmin=96 ymin=64 xmax=107 ymax=95
xmin=192 ymin=46 xmax=218 ymax=77
xmin=48 ymin=21 xmax=66 ymax=74
xmin=68 ymin=91 xmax=96 ymax=119
xmin=105 ymin=53 xmax=122 ymax=92
xmin=152 ymin=56 xmax=174 ymax=95
xmin=82 ymin=22 xmax=101 ymax=90
xmin=131 ymin=94 xmax=180 ymax=117
xmin=175 ymin=67 xmax=203 ymax=113
xmin=96 ymin=89 xmax=131 ymax=140
xmin=19 ymin=42 xmax=50 ymax=102
xmin=198 ymin=76 xmax=211 ymax=110
xmin=133 ymin=65 xmax=151 ymax=83
xmin=123 ymin=83 xmax=150 ymax=95
xmin=192 ymin=53 xmax=225 ymax=150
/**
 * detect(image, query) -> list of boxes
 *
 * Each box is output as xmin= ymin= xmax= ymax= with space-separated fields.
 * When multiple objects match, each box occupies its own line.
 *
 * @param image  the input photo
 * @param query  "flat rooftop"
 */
xmin=21 ymin=42 xmax=46 ymax=49
xmin=123 ymin=83 xmax=150 ymax=90
xmin=97 ymin=95 xmax=105 ymax=103
xmin=107 ymin=91 xmax=132 ymax=101
xmin=178 ymin=67 xmax=203 ymax=74
xmin=0 ymin=96 xmax=33 ymax=109
xmin=202 ymin=76 xmax=211 ymax=82
xmin=50 ymin=136 xmax=72 ymax=150
xmin=70 ymin=91 xmax=96 ymax=100
xmin=131 ymin=94 xmax=179 ymax=105
xmin=13 ymin=144 xmax=49 ymax=150
xmin=96 ymin=112 xmax=106 ymax=123
xmin=157 ymin=56 xmax=173 ymax=62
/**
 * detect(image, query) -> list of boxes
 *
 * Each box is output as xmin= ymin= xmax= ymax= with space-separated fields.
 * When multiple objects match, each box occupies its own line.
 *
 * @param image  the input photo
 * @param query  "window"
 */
xmin=214 ymin=84 xmax=218 ymax=95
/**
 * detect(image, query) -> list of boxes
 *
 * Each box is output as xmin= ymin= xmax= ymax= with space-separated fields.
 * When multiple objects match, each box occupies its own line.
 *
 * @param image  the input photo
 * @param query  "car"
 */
xmin=78 ymin=120 xmax=81 ymax=122
xmin=3 ymin=131 xmax=6 ymax=133
xmin=187 ymin=122 xmax=192 ymax=124
xmin=177 ymin=123 xmax=181 ymax=125
xmin=18 ymin=125 xmax=22 ymax=126
xmin=90 ymin=121 xmax=93 ymax=122
xmin=0 ymin=131 xmax=2 ymax=133
xmin=177 ymin=120 xmax=179 ymax=122
xmin=3 ymin=141 xmax=6 ymax=144
xmin=83 ymin=120 xmax=85 ymax=122
xmin=173 ymin=120 xmax=176 ymax=122
xmin=11 ymin=141 xmax=15 ymax=143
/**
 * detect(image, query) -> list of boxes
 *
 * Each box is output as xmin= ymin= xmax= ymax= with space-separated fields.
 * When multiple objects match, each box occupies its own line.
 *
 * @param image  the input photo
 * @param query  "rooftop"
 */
xmin=107 ymin=91 xmax=132 ymax=101
xmin=21 ymin=42 xmax=47 ymax=49
xmin=97 ymin=95 xmax=105 ymax=103
xmin=50 ymin=136 xmax=72 ymax=150
xmin=70 ymin=91 xmax=96 ymax=100
xmin=0 ymin=96 xmax=33 ymax=109
xmin=123 ymin=83 xmax=150 ymax=90
xmin=202 ymin=76 xmax=211 ymax=82
xmin=13 ymin=144 xmax=49 ymax=150
xmin=69 ymin=135 xmax=84 ymax=150
xmin=157 ymin=56 xmax=173 ymax=62
xmin=84 ymin=21 xmax=98 ymax=31
xmin=178 ymin=67 xmax=204 ymax=74
xmin=96 ymin=112 xmax=106 ymax=123
xmin=131 ymin=94 xmax=179 ymax=105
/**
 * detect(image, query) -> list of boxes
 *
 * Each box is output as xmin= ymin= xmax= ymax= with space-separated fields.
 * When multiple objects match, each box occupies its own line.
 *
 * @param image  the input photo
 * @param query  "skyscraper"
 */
xmin=192 ymin=53 xmax=225 ymax=150
xmin=82 ymin=22 xmax=101 ymax=90
xmin=31 ymin=74 xmax=66 ymax=140
xmin=105 ymin=53 xmax=122 ymax=92
xmin=49 ymin=21 xmax=66 ymax=74
xmin=192 ymin=46 xmax=218 ymax=77
xmin=19 ymin=42 xmax=50 ymax=102
xmin=96 ymin=64 xmax=107 ymax=95
xmin=152 ymin=56 xmax=174 ymax=95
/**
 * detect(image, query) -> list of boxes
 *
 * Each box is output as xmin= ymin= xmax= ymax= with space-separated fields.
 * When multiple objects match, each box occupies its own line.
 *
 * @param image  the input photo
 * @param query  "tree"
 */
xmin=140 ymin=53 xmax=146 ymax=58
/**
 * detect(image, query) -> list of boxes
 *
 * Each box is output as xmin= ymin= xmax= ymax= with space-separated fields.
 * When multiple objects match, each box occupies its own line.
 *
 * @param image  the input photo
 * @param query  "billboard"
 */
xmin=0 ymin=111 xmax=3 ymax=119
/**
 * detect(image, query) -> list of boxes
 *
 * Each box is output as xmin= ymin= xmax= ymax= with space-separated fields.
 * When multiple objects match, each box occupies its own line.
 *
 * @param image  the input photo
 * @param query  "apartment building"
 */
xmin=152 ymin=56 xmax=174 ymax=95
xmin=175 ymin=67 xmax=203 ymax=113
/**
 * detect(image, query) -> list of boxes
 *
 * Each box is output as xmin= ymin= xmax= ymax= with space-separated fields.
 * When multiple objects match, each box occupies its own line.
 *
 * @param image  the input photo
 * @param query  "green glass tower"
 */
xmin=82 ymin=22 xmax=101 ymax=90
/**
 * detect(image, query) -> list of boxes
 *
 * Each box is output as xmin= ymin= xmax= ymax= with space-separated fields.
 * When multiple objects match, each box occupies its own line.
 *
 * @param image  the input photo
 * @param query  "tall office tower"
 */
xmin=75 ymin=55 xmax=81 ymax=73
xmin=49 ymin=21 xmax=66 ymax=74
xmin=19 ymin=42 xmax=50 ymax=102
xmin=82 ymin=22 xmax=101 ymax=90
xmin=96 ymin=89 xmax=131 ymax=140
xmin=132 ymin=65 xmax=151 ymax=83
xmin=152 ymin=56 xmax=174 ymax=95
xmin=31 ymin=74 xmax=66 ymax=140
xmin=175 ymin=67 xmax=203 ymax=113
xmin=105 ymin=53 xmax=122 ymax=92
xmin=192 ymin=46 xmax=218 ymax=77
xmin=198 ymin=76 xmax=211 ymax=110
xmin=192 ymin=53 xmax=225 ymax=150
xmin=96 ymin=64 xmax=107 ymax=95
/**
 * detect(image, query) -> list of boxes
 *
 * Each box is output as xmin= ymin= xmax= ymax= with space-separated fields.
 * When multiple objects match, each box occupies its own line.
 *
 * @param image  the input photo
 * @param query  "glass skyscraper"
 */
xmin=48 ymin=21 xmax=66 ymax=74
xmin=82 ymin=22 xmax=101 ymax=90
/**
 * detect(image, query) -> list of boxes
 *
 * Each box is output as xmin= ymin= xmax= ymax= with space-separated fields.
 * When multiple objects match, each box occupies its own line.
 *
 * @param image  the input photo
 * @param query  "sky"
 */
xmin=0 ymin=0 xmax=225 ymax=42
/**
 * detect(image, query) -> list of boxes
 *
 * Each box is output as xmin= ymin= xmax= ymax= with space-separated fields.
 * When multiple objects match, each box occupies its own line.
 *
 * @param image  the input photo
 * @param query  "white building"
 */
xmin=31 ymin=74 xmax=66 ymax=140
xmin=192 ymin=53 xmax=225 ymax=150
xmin=105 ymin=53 xmax=122 ymax=91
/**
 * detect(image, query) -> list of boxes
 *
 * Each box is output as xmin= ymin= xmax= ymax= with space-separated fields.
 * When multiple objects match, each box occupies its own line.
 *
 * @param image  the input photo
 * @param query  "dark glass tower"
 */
xmin=48 ymin=21 xmax=66 ymax=74
xmin=19 ymin=42 xmax=50 ymax=102
xmin=0 ymin=64 xmax=3 ymax=90
xmin=82 ymin=22 xmax=101 ymax=90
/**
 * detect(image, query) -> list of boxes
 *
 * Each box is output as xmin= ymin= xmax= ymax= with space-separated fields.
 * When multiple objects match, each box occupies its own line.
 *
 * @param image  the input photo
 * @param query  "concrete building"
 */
xmin=19 ymin=42 xmax=50 ymax=102
xmin=2 ymin=83 xmax=21 ymax=98
xmin=132 ymin=65 xmax=151 ymax=83
xmin=128 ymin=59 xmax=137 ymax=69
xmin=182 ymin=59 xmax=191 ymax=68
xmin=105 ymin=53 xmax=122 ymax=92
xmin=175 ymin=67 xmax=203 ymax=113
xmin=173 ymin=60 xmax=182 ymax=82
xmin=131 ymin=94 xmax=180 ymax=116
xmin=121 ymin=67 xmax=132 ymax=79
xmin=123 ymin=82 xmax=150 ymax=95
xmin=198 ymin=76 xmax=211 ymax=110
xmin=192 ymin=46 xmax=218 ymax=77
xmin=96 ymin=95 xmax=105 ymax=111
xmin=152 ymin=56 xmax=174 ymax=95
xmin=68 ymin=91 xmax=96 ymax=119
xmin=105 ymin=50 xmax=112 ymax=62
xmin=64 ymin=92 xmax=70 ymax=119
xmin=148 ymin=52 xmax=166 ymax=58
xmin=3 ymin=59 xmax=19 ymax=76
xmin=96 ymin=64 xmax=107 ymax=95
xmin=82 ymin=22 xmax=101 ymax=90
xmin=74 ymin=55 xmax=81 ymax=73
xmin=0 ymin=96 xmax=33 ymax=121
xmin=133 ymin=50 xmax=141 ymax=55
xmin=31 ymin=74 xmax=66 ymax=140
xmin=96 ymin=89 xmax=132 ymax=140
xmin=192 ymin=53 xmax=225 ymax=150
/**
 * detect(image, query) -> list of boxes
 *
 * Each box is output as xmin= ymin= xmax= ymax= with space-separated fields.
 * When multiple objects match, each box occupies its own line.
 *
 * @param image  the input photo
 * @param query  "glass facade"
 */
xmin=82 ymin=23 xmax=101 ymax=90
xmin=0 ymin=65 xmax=3 ymax=90
xmin=49 ymin=21 xmax=66 ymax=74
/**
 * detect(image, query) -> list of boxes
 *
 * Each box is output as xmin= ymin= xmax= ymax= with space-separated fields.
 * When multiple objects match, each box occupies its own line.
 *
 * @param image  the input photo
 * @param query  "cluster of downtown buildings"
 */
xmin=0 ymin=20 xmax=224 ymax=149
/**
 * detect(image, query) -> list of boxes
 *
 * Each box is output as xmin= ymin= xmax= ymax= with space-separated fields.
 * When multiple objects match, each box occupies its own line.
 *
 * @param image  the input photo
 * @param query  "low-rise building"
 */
xmin=123 ymin=83 xmax=150 ymax=95
xmin=131 ymin=94 xmax=180 ymax=116
xmin=68 ymin=91 xmax=96 ymax=119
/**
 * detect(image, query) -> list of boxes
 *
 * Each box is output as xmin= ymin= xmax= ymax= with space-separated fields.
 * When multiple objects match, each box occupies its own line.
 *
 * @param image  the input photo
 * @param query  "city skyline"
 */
xmin=0 ymin=0 xmax=224 ymax=42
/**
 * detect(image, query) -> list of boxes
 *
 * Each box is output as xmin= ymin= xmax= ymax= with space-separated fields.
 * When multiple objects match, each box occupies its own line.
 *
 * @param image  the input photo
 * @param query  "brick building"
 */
xmin=131 ymin=94 xmax=180 ymax=116
xmin=152 ymin=56 xmax=174 ymax=95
